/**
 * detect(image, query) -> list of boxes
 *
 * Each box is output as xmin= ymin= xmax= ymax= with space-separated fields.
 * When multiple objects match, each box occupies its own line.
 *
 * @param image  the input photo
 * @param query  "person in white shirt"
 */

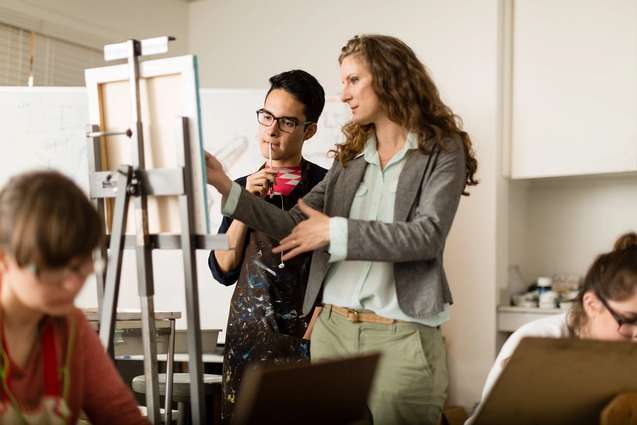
xmin=468 ymin=232 xmax=637 ymax=423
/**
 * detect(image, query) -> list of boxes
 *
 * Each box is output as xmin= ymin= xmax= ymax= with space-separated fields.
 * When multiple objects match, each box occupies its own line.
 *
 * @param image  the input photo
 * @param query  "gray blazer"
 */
xmin=229 ymin=136 xmax=466 ymax=319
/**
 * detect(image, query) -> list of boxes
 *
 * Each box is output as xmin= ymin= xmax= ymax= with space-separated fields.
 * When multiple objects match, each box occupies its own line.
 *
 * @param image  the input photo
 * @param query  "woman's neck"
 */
xmin=374 ymin=116 xmax=408 ymax=152
xmin=373 ymin=117 xmax=409 ymax=168
xmin=0 ymin=278 xmax=42 ymax=335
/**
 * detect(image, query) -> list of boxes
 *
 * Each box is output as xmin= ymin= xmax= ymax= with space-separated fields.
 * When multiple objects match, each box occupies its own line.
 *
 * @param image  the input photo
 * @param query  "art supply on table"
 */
xmin=537 ymin=277 xmax=557 ymax=308
xmin=511 ymin=292 xmax=537 ymax=309
xmin=508 ymin=265 xmax=527 ymax=295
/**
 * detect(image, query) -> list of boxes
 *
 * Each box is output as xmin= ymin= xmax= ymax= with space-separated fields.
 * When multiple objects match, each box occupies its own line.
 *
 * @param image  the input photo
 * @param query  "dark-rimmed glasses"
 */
xmin=256 ymin=109 xmax=312 ymax=134
xmin=596 ymin=292 xmax=637 ymax=338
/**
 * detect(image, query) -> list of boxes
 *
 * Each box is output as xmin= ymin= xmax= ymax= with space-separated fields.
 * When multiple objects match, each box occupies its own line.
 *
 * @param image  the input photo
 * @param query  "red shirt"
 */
xmin=1 ymin=308 xmax=149 ymax=425
xmin=272 ymin=166 xmax=302 ymax=196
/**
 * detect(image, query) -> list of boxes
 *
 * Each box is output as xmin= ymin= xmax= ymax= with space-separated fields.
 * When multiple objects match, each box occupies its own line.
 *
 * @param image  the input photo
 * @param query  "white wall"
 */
xmin=189 ymin=0 xmax=500 ymax=410
xmin=0 ymin=0 xmax=502 ymax=411
xmin=514 ymin=175 xmax=637 ymax=281
xmin=5 ymin=0 xmax=635 ymax=413
xmin=0 ymin=0 xmax=189 ymax=54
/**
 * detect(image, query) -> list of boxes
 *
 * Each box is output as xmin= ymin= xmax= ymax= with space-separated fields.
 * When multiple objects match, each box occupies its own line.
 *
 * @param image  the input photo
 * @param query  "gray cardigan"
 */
xmin=228 ymin=136 xmax=466 ymax=319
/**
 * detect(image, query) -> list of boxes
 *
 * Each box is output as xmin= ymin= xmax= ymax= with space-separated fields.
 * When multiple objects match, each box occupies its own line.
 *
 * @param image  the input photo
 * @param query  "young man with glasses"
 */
xmin=208 ymin=70 xmax=326 ymax=424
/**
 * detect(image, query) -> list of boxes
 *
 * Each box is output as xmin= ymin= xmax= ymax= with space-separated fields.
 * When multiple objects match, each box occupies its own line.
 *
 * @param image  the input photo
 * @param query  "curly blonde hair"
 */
xmin=334 ymin=34 xmax=478 ymax=195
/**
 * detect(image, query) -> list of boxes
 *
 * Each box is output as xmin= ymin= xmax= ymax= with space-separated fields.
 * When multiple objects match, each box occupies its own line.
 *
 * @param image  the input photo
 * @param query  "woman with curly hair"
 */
xmin=205 ymin=34 xmax=478 ymax=425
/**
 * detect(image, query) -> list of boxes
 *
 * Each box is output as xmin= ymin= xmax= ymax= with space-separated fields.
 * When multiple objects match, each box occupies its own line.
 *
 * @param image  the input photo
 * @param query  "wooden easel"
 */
xmin=86 ymin=37 xmax=227 ymax=424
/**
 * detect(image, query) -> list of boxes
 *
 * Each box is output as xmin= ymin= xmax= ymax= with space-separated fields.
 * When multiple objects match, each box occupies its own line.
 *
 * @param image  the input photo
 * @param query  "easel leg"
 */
xmin=87 ymin=124 xmax=107 ymax=313
xmin=165 ymin=318 xmax=176 ymax=425
xmin=132 ymin=170 xmax=162 ymax=424
xmin=177 ymin=116 xmax=206 ymax=424
xmin=139 ymin=294 xmax=161 ymax=423
xmin=99 ymin=166 xmax=133 ymax=355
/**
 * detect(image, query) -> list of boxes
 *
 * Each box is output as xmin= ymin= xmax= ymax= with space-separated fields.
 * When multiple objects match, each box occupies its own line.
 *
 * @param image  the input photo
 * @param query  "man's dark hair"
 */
xmin=267 ymin=70 xmax=325 ymax=123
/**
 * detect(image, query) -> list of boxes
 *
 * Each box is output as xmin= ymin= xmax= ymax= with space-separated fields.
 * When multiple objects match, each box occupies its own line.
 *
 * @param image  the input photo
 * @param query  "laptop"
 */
xmin=472 ymin=337 xmax=637 ymax=425
xmin=231 ymin=352 xmax=381 ymax=425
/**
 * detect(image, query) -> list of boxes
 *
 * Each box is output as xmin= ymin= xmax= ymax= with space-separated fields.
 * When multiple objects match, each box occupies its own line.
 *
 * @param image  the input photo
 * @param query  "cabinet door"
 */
xmin=511 ymin=0 xmax=637 ymax=178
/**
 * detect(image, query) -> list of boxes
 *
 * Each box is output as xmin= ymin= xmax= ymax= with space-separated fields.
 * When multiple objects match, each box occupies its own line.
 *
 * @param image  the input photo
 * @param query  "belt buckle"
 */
xmin=350 ymin=309 xmax=360 ymax=323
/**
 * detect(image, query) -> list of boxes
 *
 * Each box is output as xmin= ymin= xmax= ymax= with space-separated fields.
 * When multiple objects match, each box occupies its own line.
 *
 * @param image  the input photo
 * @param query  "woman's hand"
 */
xmin=246 ymin=168 xmax=277 ymax=198
xmin=205 ymin=152 xmax=233 ymax=196
xmin=273 ymin=199 xmax=330 ymax=261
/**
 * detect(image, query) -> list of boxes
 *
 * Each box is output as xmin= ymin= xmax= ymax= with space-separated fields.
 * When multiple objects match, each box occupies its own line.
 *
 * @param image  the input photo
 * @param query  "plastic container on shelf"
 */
xmin=537 ymin=276 xmax=557 ymax=308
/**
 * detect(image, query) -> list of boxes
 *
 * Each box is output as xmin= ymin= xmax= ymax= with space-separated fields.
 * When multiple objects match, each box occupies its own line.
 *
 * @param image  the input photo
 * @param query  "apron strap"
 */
xmin=41 ymin=322 xmax=60 ymax=397
xmin=0 ymin=315 xmax=75 ymax=423
xmin=0 ymin=331 xmax=10 ymax=401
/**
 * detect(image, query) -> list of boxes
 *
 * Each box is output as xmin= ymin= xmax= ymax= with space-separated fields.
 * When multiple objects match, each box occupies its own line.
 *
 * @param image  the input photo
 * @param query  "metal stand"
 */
xmin=86 ymin=37 xmax=226 ymax=425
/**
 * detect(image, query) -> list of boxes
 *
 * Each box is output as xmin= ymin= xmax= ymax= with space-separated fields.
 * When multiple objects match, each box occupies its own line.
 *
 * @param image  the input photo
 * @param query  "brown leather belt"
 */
xmin=328 ymin=305 xmax=396 ymax=324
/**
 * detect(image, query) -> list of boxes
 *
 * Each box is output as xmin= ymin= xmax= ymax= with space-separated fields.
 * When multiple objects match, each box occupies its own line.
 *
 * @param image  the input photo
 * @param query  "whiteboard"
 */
xmin=0 ymin=86 xmax=349 ymax=340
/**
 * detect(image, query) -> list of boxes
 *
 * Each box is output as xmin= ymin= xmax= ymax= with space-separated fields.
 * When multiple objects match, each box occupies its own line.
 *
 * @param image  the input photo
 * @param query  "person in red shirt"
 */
xmin=0 ymin=170 xmax=148 ymax=425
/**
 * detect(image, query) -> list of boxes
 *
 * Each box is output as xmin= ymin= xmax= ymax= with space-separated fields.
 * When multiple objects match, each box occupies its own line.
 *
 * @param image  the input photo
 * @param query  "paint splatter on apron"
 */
xmin=221 ymin=192 xmax=313 ymax=424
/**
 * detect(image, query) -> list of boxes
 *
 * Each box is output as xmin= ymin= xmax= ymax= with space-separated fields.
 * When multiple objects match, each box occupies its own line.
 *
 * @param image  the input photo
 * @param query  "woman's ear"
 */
xmin=582 ymin=291 xmax=604 ymax=318
xmin=0 ymin=249 xmax=8 ymax=273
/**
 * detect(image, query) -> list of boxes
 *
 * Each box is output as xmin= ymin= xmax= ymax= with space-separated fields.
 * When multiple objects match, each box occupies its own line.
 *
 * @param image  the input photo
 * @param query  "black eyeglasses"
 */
xmin=256 ymin=109 xmax=312 ymax=134
xmin=596 ymin=292 xmax=637 ymax=338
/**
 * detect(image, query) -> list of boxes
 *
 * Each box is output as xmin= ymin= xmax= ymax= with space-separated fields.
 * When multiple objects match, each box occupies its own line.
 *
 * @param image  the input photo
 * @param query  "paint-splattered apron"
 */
xmin=221 ymin=193 xmax=313 ymax=424
xmin=0 ymin=318 xmax=75 ymax=425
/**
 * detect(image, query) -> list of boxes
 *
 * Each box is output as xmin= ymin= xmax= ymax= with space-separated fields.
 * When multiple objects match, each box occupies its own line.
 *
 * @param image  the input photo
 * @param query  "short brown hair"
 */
xmin=0 ymin=170 xmax=103 ymax=269
xmin=569 ymin=232 xmax=637 ymax=335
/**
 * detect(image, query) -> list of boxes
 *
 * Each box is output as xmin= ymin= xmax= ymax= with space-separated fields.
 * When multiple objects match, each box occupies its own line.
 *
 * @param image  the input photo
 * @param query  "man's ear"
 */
xmin=303 ymin=122 xmax=317 ymax=141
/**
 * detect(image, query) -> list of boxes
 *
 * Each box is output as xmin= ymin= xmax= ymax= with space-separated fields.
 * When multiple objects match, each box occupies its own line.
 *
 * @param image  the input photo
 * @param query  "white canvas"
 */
xmin=85 ymin=55 xmax=209 ymax=234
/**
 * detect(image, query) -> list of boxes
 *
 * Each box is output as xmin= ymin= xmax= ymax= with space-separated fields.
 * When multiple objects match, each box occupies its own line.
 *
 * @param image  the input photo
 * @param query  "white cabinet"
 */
xmin=510 ymin=0 xmax=637 ymax=179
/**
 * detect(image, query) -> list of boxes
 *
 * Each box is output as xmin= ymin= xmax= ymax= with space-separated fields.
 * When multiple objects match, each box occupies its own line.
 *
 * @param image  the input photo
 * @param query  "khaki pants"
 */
xmin=311 ymin=305 xmax=448 ymax=425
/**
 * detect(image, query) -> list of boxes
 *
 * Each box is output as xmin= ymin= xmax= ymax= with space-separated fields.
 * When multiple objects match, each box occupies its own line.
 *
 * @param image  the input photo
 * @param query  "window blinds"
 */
xmin=0 ymin=23 xmax=30 ymax=85
xmin=0 ymin=22 xmax=104 ymax=86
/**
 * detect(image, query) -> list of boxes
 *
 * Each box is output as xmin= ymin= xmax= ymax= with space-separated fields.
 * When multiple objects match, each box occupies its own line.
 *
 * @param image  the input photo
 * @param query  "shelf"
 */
xmin=497 ymin=305 xmax=564 ymax=332
xmin=498 ymin=306 xmax=562 ymax=314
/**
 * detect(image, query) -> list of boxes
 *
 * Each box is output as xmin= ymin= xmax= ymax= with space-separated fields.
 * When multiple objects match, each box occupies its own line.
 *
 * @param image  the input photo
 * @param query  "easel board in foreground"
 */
xmin=473 ymin=336 xmax=637 ymax=425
